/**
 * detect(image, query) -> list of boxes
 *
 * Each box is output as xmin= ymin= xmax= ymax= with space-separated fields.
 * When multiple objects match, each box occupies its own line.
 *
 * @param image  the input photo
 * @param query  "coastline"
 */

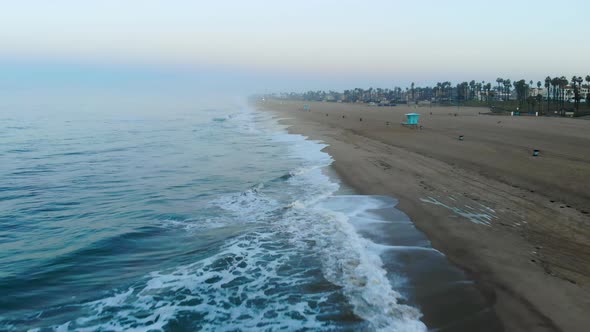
xmin=256 ymin=99 xmax=590 ymax=332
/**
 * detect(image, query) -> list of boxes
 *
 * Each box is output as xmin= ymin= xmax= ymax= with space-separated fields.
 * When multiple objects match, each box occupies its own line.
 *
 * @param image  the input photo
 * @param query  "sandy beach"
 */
xmin=257 ymin=99 xmax=590 ymax=332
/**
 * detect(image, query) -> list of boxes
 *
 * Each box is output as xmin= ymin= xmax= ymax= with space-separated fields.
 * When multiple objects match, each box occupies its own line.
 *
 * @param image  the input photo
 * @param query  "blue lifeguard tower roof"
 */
xmin=405 ymin=113 xmax=420 ymax=125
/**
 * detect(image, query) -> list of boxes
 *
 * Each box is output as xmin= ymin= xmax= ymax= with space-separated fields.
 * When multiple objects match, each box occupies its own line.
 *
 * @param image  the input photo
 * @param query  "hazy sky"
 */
xmin=1 ymin=0 xmax=589 ymax=91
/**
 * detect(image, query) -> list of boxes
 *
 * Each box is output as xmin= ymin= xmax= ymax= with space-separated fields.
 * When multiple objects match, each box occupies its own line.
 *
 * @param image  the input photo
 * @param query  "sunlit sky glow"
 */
xmin=1 ymin=0 xmax=589 ymax=92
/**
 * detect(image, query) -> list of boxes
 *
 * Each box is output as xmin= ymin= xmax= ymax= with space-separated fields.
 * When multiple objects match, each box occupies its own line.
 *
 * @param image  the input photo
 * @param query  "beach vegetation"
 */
xmin=275 ymin=73 xmax=590 ymax=117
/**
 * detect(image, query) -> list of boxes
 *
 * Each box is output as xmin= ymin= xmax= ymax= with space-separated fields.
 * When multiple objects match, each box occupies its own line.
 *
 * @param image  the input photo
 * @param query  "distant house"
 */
xmin=529 ymin=87 xmax=547 ymax=97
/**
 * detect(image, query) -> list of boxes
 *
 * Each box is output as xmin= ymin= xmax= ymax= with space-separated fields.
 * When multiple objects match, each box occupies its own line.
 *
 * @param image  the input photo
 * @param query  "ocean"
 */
xmin=0 ymin=95 xmax=499 ymax=331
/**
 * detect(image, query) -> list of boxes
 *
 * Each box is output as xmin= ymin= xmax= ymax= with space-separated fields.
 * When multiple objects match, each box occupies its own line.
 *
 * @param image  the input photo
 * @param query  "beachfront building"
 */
xmin=324 ymin=95 xmax=337 ymax=102
xmin=529 ymin=87 xmax=547 ymax=98
xmin=476 ymin=90 xmax=486 ymax=101
xmin=541 ymin=85 xmax=589 ymax=103
xmin=562 ymin=85 xmax=589 ymax=102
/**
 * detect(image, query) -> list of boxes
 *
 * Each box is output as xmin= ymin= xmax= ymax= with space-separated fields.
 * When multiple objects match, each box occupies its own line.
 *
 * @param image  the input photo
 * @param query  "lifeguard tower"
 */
xmin=402 ymin=113 xmax=420 ymax=128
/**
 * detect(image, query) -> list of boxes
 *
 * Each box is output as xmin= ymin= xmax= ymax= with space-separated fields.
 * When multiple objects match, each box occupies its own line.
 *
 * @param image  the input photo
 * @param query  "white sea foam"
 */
xmin=59 ymin=232 xmax=334 ymax=331
xmin=261 ymin=116 xmax=426 ymax=331
xmin=278 ymin=178 xmax=427 ymax=331
xmin=39 ymin=105 xmax=426 ymax=331
xmin=210 ymin=183 xmax=282 ymax=224
xmin=159 ymin=217 xmax=229 ymax=231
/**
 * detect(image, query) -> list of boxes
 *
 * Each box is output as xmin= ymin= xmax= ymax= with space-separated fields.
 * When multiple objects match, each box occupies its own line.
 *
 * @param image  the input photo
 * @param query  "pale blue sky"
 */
xmin=1 ymin=0 xmax=589 ymax=91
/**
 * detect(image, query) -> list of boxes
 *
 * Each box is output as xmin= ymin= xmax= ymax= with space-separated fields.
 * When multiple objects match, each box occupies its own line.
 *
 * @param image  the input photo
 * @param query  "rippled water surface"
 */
xmin=1 ymin=98 xmax=500 ymax=331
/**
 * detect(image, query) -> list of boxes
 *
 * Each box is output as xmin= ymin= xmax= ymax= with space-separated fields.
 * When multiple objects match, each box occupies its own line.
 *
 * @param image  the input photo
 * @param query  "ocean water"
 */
xmin=0 ymin=97 xmax=499 ymax=331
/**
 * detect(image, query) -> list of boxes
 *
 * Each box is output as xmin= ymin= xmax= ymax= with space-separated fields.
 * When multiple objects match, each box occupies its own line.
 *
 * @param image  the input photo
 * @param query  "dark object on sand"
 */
xmin=342 ymin=115 xmax=345 ymax=119
xmin=459 ymin=135 xmax=464 ymax=141
xmin=360 ymin=118 xmax=362 ymax=122
xmin=533 ymin=149 xmax=540 ymax=157
xmin=326 ymin=113 xmax=328 ymax=116
xmin=386 ymin=121 xmax=390 ymax=126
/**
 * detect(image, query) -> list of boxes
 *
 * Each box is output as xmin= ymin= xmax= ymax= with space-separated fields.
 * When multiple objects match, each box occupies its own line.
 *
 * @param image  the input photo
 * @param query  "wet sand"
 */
xmin=338 ymin=194 xmax=503 ymax=331
xmin=257 ymin=99 xmax=590 ymax=332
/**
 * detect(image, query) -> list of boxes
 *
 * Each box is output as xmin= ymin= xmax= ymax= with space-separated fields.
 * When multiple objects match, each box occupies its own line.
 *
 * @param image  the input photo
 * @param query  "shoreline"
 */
xmin=323 ymin=168 xmax=503 ymax=331
xmin=256 ymin=99 xmax=590 ymax=332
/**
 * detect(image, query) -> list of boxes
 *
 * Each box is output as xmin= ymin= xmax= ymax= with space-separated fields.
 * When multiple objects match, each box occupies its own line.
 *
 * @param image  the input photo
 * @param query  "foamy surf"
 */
xmin=45 ymin=231 xmax=338 ymax=331
xmin=12 ymin=105 xmax=428 ymax=332
xmin=209 ymin=117 xmax=428 ymax=330
xmin=281 ymin=202 xmax=427 ymax=332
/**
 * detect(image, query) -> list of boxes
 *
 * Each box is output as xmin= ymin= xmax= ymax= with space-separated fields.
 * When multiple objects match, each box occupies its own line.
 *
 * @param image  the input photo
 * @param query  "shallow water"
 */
xmin=0 ymin=99 xmax=500 ymax=331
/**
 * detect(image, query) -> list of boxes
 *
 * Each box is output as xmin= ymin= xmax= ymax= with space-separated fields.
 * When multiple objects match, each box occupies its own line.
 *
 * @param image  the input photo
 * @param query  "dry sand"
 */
xmin=257 ymin=99 xmax=590 ymax=332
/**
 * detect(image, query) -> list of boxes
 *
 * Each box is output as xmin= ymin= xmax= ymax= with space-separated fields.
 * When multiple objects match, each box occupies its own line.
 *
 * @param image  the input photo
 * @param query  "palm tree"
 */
xmin=367 ymin=87 xmax=374 ymax=102
xmin=545 ymin=76 xmax=552 ymax=112
xmin=343 ymin=89 xmax=351 ymax=102
xmin=551 ymin=77 xmax=560 ymax=110
xmin=577 ymin=76 xmax=584 ymax=106
xmin=572 ymin=76 xmax=578 ymax=108
xmin=572 ymin=76 xmax=584 ymax=110
xmin=557 ymin=77 xmax=568 ymax=110
xmin=536 ymin=81 xmax=542 ymax=113
xmin=503 ymin=79 xmax=511 ymax=101
xmin=446 ymin=81 xmax=453 ymax=101
xmin=496 ymin=77 xmax=504 ymax=100
xmin=513 ymin=79 xmax=528 ymax=105
xmin=475 ymin=82 xmax=482 ymax=101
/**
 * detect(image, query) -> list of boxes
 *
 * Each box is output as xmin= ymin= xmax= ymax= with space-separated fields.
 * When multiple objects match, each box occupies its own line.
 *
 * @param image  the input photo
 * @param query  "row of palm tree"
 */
xmin=280 ymin=75 xmax=590 ymax=113
xmin=542 ymin=75 xmax=590 ymax=112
